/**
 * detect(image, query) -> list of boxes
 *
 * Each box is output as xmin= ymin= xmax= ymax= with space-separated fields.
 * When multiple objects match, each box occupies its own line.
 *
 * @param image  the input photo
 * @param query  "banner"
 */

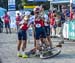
xmin=68 ymin=20 xmax=75 ymax=40
xmin=9 ymin=11 xmax=16 ymax=28
xmin=63 ymin=22 xmax=69 ymax=39
xmin=24 ymin=6 xmax=36 ymax=8
xmin=8 ymin=0 xmax=15 ymax=11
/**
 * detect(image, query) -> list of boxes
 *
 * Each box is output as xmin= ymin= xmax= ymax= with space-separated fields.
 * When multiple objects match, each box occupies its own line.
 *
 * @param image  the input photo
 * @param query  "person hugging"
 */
xmin=17 ymin=15 xmax=29 ymax=58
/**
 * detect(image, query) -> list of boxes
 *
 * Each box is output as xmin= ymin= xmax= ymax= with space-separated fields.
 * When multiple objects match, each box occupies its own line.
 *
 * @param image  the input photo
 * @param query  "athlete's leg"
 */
xmin=34 ymin=38 xmax=36 ymax=47
xmin=41 ymin=27 xmax=52 ymax=49
xmin=35 ymin=28 xmax=42 ymax=51
xmin=21 ymin=30 xmax=28 ymax=58
xmin=40 ymin=36 xmax=52 ymax=49
xmin=5 ymin=23 xmax=8 ymax=34
xmin=21 ymin=40 xmax=27 ymax=51
xmin=35 ymin=39 xmax=42 ymax=50
xmin=56 ymin=23 xmax=63 ymax=48
xmin=17 ymin=25 xmax=19 ymax=30
xmin=33 ymin=28 xmax=44 ymax=54
xmin=21 ymin=40 xmax=28 ymax=58
xmin=46 ymin=26 xmax=53 ymax=48
xmin=31 ymin=38 xmax=41 ymax=55
xmin=6 ymin=28 xmax=8 ymax=34
xmin=60 ymin=23 xmax=64 ymax=44
xmin=43 ymin=38 xmax=50 ymax=47
xmin=8 ymin=23 xmax=11 ymax=33
xmin=17 ymin=40 xmax=22 ymax=52
xmin=41 ymin=34 xmax=50 ymax=48
xmin=54 ymin=24 xmax=57 ymax=37
xmin=32 ymin=25 xmax=36 ymax=47
xmin=47 ymin=36 xmax=52 ymax=48
xmin=17 ymin=30 xmax=22 ymax=57
xmin=27 ymin=28 xmax=41 ymax=55
xmin=22 ymin=30 xmax=27 ymax=50
xmin=40 ymin=37 xmax=45 ymax=46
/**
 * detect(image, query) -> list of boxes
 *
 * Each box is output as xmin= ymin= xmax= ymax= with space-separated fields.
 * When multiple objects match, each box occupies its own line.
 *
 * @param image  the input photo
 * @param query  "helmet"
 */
xmin=25 ymin=11 xmax=31 ymax=16
xmin=33 ymin=6 xmax=40 ymax=12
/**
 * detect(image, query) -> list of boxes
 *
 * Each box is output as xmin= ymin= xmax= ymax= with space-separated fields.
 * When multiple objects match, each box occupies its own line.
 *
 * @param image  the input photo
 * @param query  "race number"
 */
xmin=36 ymin=24 xmax=41 ymax=28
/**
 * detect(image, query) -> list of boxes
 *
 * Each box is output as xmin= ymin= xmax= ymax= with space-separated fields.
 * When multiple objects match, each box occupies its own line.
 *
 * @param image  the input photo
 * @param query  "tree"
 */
xmin=0 ymin=0 xmax=8 ymax=10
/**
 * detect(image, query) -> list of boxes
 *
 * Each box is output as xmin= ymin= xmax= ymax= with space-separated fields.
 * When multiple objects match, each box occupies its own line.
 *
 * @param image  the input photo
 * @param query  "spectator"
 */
xmin=65 ymin=9 xmax=70 ymax=21
xmin=55 ymin=14 xmax=60 ymax=37
xmin=60 ymin=12 xmax=65 ymax=24
xmin=49 ymin=11 xmax=56 ymax=37
xmin=16 ymin=13 xmax=22 ymax=30
xmin=57 ymin=11 xmax=66 ymax=46
xmin=70 ymin=10 xmax=73 ymax=20
xmin=0 ymin=17 xmax=3 ymax=33
xmin=3 ymin=12 xmax=11 ymax=34
xmin=73 ymin=11 xmax=75 ymax=19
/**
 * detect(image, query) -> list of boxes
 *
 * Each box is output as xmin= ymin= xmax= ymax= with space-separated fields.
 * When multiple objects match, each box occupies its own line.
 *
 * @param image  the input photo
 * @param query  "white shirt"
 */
xmin=28 ymin=15 xmax=35 ymax=26
xmin=43 ymin=14 xmax=49 ymax=26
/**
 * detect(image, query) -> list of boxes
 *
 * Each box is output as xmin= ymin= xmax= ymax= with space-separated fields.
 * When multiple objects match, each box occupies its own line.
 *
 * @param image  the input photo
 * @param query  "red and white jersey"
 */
xmin=16 ymin=15 xmax=22 ymax=21
xmin=49 ymin=13 xmax=55 ymax=26
xmin=20 ymin=23 xmax=28 ymax=31
xmin=34 ymin=18 xmax=44 ymax=28
xmin=16 ymin=15 xmax=22 ymax=25
xmin=50 ymin=17 xmax=55 ymax=26
xmin=28 ymin=15 xmax=44 ymax=28
xmin=3 ymin=15 xmax=10 ymax=24
xmin=70 ymin=12 xmax=73 ymax=20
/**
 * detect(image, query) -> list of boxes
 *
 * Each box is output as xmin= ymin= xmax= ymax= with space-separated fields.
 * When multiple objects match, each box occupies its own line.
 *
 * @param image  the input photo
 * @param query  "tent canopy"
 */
xmin=0 ymin=7 xmax=7 ymax=17
xmin=51 ymin=1 xmax=69 ymax=4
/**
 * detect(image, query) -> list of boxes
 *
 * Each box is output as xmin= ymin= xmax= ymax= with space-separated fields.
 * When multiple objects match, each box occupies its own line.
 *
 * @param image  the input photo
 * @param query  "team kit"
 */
xmin=16 ymin=5 xmax=61 ymax=59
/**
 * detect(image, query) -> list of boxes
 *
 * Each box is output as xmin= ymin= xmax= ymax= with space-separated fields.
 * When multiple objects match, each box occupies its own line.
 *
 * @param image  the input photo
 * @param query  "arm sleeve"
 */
xmin=28 ymin=16 xmax=35 ymax=26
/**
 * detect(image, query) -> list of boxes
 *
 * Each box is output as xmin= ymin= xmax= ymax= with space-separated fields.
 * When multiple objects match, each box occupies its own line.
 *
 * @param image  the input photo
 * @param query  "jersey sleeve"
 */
xmin=44 ymin=14 xmax=49 ymax=22
xmin=19 ymin=20 xmax=24 ymax=25
xmin=28 ymin=16 xmax=35 ymax=26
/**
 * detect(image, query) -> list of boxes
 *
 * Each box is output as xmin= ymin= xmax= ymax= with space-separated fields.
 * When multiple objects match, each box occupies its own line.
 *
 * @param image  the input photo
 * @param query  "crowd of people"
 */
xmin=0 ymin=4 xmax=75 ymax=58
xmin=0 ymin=12 xmax=11 ymax=33
xmin=16 ymin=5 xmax=75 ymax=58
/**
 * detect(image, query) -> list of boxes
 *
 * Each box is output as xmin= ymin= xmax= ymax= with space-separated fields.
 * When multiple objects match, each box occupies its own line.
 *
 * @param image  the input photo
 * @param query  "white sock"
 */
xmin=17 ymin=51 xmax=21 ymax=54
xmin=36 ymin=50 xmax=40 ymax=55
xmin=22 ymin=51 xmax=25 ymax=55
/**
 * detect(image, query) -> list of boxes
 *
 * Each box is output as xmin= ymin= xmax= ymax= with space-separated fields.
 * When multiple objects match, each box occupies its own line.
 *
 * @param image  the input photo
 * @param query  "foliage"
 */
xmin=0 ymin=0 xmax=8 ymax=10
